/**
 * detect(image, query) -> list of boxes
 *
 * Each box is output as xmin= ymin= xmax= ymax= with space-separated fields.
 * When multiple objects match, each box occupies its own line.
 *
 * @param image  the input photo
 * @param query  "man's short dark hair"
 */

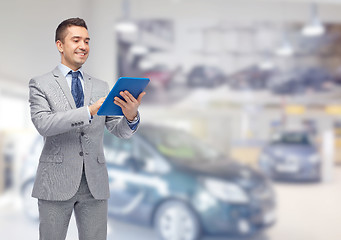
xmin=55 ymin=17 xmax=88 ymax=43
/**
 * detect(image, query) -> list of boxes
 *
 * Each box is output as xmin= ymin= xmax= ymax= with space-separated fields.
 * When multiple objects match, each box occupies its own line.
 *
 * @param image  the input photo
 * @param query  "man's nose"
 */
xmin=79 ymin=41 xmax=86 ymax=50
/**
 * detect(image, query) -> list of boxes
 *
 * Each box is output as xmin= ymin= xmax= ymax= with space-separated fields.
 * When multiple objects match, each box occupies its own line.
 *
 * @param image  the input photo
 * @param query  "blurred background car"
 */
xmin=228 ymin=65 xmax=276 ymax=91
xmin=268 ymin=67 xmax=333 ymax=95
xmin=20 ymin=124 xmax=276 ymax=239
xmin=258 ymin=131 xmax=321 ymax=181
xmin=142 ymin=65 xmax=175 ymax=90
xmin=187 ymin=65 xmax=227 ymax=88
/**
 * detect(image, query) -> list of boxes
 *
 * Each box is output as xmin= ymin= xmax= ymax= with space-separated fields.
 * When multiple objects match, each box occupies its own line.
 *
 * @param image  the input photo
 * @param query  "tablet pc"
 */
xmin=97 ymin=77 xmax=150 ymax=116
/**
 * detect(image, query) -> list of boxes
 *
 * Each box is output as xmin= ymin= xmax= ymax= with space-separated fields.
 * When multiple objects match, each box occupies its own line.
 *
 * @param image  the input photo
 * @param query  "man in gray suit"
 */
xmin=29 ymin=17 xmax=145 ymax=240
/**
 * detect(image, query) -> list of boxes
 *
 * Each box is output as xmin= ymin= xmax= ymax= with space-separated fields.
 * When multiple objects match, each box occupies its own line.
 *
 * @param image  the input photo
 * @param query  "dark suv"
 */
xmin=21 ymin=124 xmax=276 ymax=239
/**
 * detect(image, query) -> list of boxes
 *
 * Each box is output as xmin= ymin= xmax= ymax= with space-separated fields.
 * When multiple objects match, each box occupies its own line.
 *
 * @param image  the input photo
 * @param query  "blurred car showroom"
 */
xmin=1 ymin=0 xmax=341 ymax=239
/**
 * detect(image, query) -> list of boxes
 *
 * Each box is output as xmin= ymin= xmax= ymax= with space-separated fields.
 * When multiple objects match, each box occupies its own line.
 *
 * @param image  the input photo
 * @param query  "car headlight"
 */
xmin=308 ymin=154 xmax=320 ymax=164
xmin=203 ymin=178 xmax=249 ymax=204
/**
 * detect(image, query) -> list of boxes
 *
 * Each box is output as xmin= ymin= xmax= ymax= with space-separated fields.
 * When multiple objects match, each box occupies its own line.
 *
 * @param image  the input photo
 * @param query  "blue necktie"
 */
xmin=70 ymin=71 xmax=84 ymax=108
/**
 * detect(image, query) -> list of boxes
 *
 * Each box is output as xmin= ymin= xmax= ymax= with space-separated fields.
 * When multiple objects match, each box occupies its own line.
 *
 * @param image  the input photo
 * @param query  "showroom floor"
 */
xmin=0 ymin=167 xmax=340 ymax=240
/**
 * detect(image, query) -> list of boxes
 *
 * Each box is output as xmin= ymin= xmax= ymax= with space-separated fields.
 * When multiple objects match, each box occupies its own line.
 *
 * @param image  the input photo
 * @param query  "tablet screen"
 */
xmin=97 ymin=77 xmax=150 ymax=116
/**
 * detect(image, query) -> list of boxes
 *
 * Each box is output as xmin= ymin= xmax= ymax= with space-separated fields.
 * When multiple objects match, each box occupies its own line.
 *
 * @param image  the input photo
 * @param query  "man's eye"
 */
xmin=74 ymin=40 xmax=79 ymax=43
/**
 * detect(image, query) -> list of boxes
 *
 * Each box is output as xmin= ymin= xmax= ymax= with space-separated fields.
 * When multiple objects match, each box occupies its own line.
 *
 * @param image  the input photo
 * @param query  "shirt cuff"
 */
xmin=126 ymin=112 xmax=140 ymax=130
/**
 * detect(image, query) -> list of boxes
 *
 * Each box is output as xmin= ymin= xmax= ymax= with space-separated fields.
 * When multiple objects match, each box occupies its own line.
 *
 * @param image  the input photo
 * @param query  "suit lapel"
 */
xmin=52 ymin=67 xmax=77 ymax=109
xmin=83 ymin=72 xmax=93 ymax=107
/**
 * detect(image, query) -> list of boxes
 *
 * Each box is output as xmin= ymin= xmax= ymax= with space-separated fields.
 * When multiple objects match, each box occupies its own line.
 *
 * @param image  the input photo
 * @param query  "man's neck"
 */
xmin=60 ymin=61 xmax=81 ymax=71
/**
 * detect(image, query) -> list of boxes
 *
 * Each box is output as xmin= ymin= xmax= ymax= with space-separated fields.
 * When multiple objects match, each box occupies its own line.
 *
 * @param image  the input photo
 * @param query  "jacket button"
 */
xmin=71 ymin=123 xmax=75 ymax=127
xmin=79 ymin=152 xmax=83 ymax=156
xmin=81 ymin=132 xmax=85 ymax=136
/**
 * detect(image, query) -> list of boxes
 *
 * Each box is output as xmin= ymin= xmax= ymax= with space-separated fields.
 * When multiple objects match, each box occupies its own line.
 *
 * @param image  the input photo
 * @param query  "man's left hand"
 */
xmin=114 ymin=91 xmax=146 ymax=121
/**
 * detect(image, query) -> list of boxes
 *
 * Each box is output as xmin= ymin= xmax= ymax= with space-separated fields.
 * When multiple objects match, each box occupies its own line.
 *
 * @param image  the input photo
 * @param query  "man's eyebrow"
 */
xmin=71 ymin=36 xmax=90 ymax=41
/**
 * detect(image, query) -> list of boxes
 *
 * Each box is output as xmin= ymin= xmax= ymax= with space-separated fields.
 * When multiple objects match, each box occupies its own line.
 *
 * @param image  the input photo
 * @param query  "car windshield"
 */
xmin=271 ymin=132 xmax=311 ymax=145
xmin=139 ymin=127 xmax=224 ymax=163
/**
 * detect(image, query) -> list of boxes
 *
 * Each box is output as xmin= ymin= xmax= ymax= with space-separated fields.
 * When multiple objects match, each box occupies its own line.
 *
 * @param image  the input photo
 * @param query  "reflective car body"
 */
xmin=21 ymin=125 xmax=276 ymax=238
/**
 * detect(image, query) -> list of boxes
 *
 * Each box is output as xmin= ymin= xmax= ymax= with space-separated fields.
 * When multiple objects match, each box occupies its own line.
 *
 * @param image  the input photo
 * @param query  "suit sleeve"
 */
xmin=29 ymin=78 xmax=90 ymax=137
xmin=103 ymin=82 xmax=139 ymax=139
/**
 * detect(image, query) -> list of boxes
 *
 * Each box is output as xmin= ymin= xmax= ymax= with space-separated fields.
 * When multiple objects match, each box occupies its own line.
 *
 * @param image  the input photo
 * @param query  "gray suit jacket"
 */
xmin=29 ymin=66 xmax=138 ymax=201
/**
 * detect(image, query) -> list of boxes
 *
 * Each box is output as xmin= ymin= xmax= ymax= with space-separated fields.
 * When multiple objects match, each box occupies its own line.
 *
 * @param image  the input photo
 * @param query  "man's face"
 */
xmin=56 ymin=26 xmax=90 ymax=70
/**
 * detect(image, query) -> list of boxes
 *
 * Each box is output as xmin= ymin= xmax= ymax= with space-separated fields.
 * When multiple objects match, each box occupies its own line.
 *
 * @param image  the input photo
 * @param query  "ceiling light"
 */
xmin=115 ymin=0 xmax=137 ymax=33
xmin=115 ymin=21 xmax=138 ymax=33
xmin=302 ymin=18 xmax=325 ymax=36
xmin=130 ymin=45 xmax=148 ymax=55
xmin=259 ymin=61 xmax=275 ymax=70
xmin=302 ymin=2 xmax=325 ymax=37
xmin=139 ymin=59 xmax=154 ymax=70
xmin=276 ymin=41 xmax=294 ymax=57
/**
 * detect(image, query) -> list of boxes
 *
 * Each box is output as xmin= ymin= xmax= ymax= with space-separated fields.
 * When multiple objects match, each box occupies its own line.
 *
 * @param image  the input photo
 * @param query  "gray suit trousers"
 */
xmin=38 ymin=167 xmax=108 ymax=240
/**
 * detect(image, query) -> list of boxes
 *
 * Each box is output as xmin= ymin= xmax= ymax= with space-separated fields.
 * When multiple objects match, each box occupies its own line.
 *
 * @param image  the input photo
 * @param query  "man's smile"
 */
xmin=75 ymin=51 xmax=87 ymax=57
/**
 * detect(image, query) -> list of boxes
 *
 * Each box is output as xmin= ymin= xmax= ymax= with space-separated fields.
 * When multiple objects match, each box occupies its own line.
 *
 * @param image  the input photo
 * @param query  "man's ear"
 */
xmin=56 ymin=40 xmax=63 ymax=53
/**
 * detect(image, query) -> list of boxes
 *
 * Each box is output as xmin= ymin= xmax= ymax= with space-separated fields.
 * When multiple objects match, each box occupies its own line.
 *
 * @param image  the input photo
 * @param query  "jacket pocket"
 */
xmin=39 ymin=154 xmax=63 ymax=163
xmin=97 ymin=155 xmax=106 ymax=164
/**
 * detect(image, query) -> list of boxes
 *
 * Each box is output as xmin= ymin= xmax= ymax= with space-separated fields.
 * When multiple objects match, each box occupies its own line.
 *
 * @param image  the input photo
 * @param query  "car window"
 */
xmin=135 ymin=141 xmax=160 ymax=173
xmin=103 ymin=131 xmax=134 ymax=166
xmin=271 ymin=132 xmax=311 ymax=145
xmin=139 ymin=127 xmax=224 ymax=163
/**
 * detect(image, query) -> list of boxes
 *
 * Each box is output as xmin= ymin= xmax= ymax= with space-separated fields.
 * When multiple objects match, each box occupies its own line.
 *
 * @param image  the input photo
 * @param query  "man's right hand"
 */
xmin=88 ymin=97 xmax=106 ymax=116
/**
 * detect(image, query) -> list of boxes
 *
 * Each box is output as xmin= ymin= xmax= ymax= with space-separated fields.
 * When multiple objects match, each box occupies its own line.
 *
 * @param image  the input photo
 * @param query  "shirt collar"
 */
xmin=58 ymin=63 xmax=84 ymax=80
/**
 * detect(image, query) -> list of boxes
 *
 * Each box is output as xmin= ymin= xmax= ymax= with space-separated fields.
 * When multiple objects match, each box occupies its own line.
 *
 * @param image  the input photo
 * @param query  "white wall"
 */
xmin=0 ymin=0 xmax=82 ymax=84
xmin=0 ymin=0 xmax=121 ymax=87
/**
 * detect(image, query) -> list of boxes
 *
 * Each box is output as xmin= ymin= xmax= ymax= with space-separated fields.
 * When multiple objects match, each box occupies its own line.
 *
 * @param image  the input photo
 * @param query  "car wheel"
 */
xmin=21 ymin=179 xmax=39 ymax=221
xmin=154 ymin=200 xmax=201 ymax=240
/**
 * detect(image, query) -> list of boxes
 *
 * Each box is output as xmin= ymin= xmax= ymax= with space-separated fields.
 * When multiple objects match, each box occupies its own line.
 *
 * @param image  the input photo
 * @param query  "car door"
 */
xmin=103 ymin=131 xmax=170 ymax=222
xmin=103 ymin=132 xmax=147 ymax=218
